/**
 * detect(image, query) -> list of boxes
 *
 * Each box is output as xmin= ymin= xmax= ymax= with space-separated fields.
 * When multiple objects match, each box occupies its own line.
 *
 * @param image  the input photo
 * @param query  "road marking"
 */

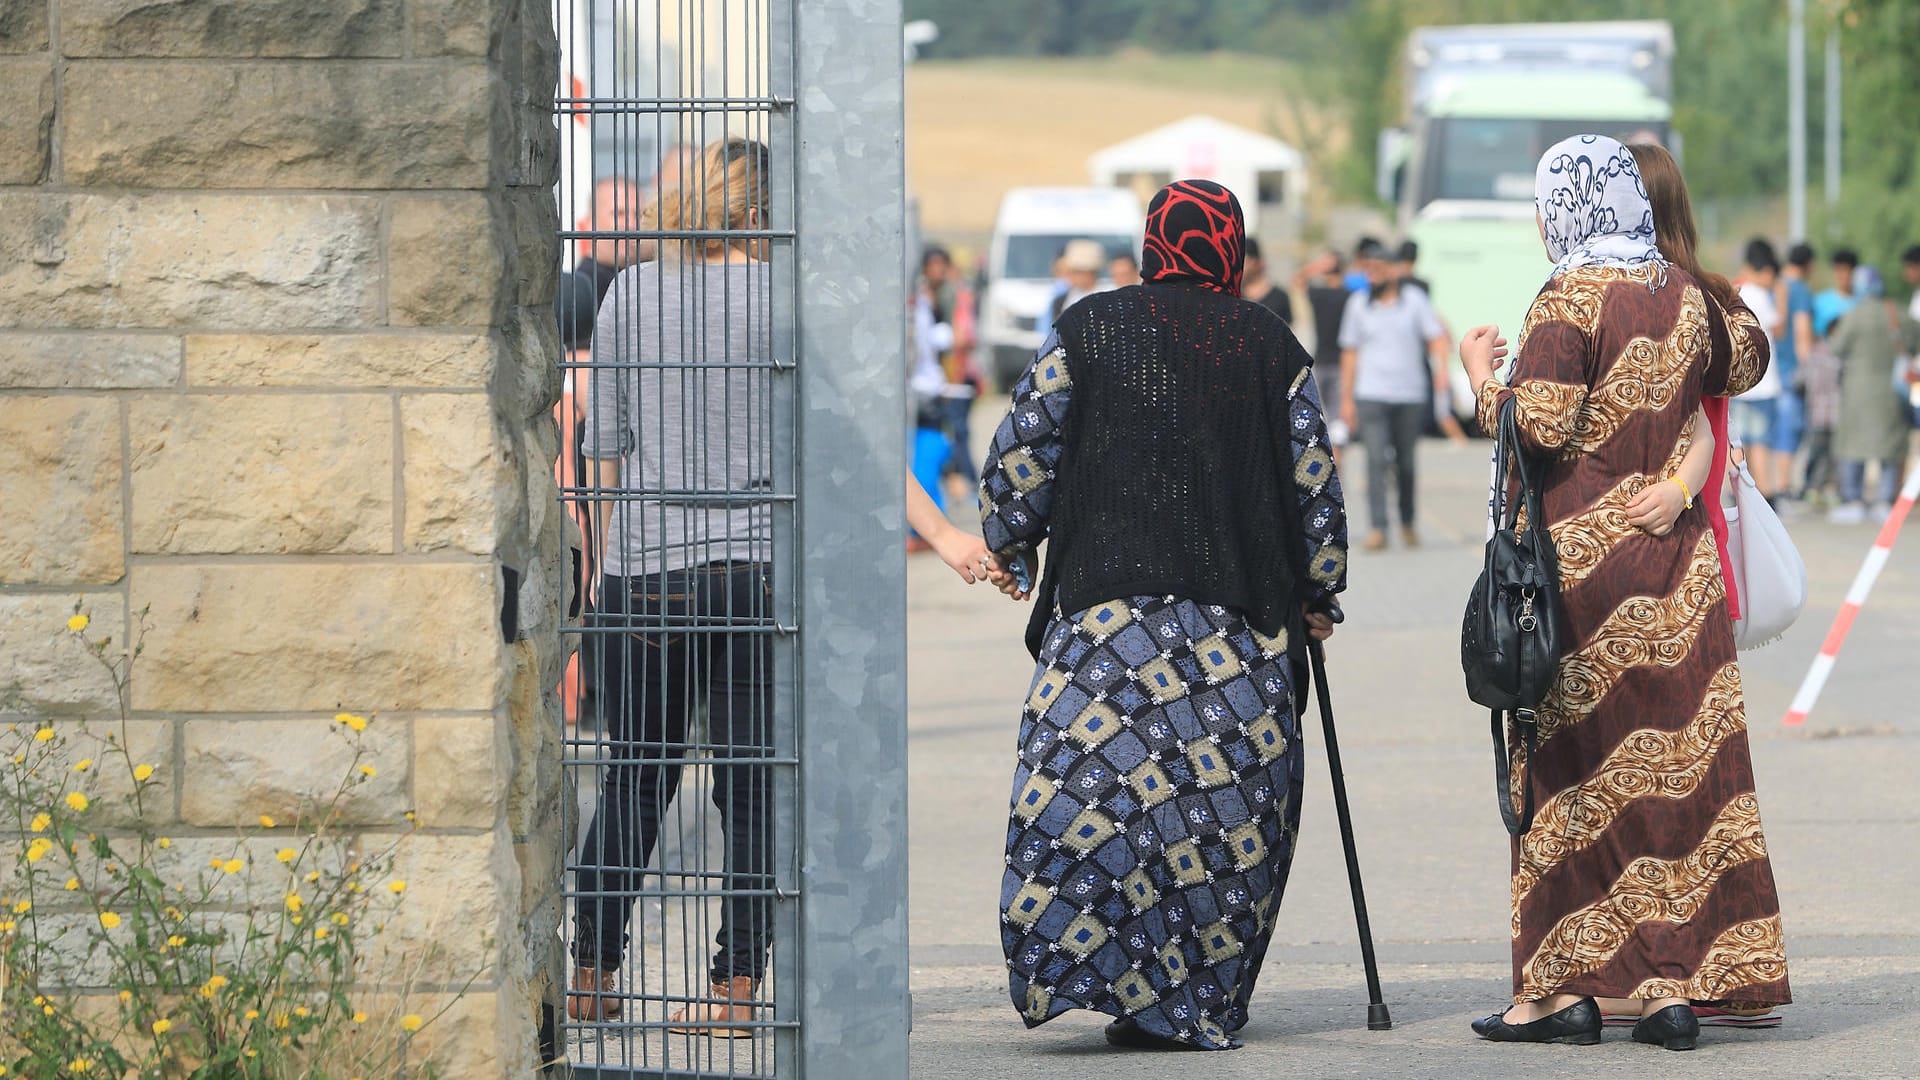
xmin=1785 ymin=461 xmax=1920 ymax=726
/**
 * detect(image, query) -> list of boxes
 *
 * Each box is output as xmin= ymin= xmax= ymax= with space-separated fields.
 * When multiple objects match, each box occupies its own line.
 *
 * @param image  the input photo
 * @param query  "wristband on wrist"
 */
xmin=1669 ymin=475 xmax=1694 ymax=509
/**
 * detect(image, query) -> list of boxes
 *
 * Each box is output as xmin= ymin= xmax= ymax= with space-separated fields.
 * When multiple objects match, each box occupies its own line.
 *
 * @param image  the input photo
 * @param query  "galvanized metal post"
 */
xmin=789 ymin=0 xmax=910 ymax=1077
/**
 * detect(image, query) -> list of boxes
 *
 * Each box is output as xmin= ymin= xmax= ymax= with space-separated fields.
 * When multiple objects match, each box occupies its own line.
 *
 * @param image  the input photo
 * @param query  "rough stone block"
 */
xmin=0 ymin=2 xmax=47 ymax=53
xmin=130 ymin=563 xmax=500 ymax=713
xmin=22 ymin=718 xmax=175 ymax=829
xmin=387 ymin=831 xmax=515 ymax=976
xmin=180 ymin=717 xmax=409 ymax=828
xmin=0 ymin=194 xmax=381 ymax=330
xmin=63 ymin=61 xmax=488 ymax=189
xmin=60 ymin=0 xmax=403 ymax=58
xmin=413 ymin=714 xmax=505 ymax=829
xmin=0 ymin=396 xmax=124 ymax=585
xmin=402 ymin=394 xmax=508 ymax=553
xmin=0 ymin=58 xmax=52 ymax=183
xmin=183 ymin=333 xmax=493 ymax=389
xmin=0 ymin=333 xmax=181 ymax=388
xmin=389 ymin=195 xmax=502 ymax=327
xmin=0 ymin=593 xmax=124 ymax=716
xmin=381 ymin=990 xmax=511 ymax=1077
xmin=411 ymin=0 xmax=495 ymax=57
xmin=505 ymin=186 xmax=561 ymax=306
xmin=129 ymin=394 xmax=393 ymax=555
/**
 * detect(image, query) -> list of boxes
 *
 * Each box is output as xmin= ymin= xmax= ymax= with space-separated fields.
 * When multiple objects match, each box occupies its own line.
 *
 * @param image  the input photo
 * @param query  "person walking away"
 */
xmin=1813 ymin=247 xmax=1859 ymax=337
xmin=1339 ymin=240 xmax=1450 ymax=550
xmin=1460 ymin=134 xmax=1791 ymax=1051
xmin=980 ymin=179 xmax=1346 ymax=1051
xmin=1241 ymin=237 xmax=1293 ymax=323
xmin=1828 ymin=266 xmax=1920 ymax=523
xmin=1732 ymin=240 xmax=1785 ymax=499
xmin=571 ymin=137 xmax=778 ymax=1036
xmin=1770 ymin=243 xmax=1817 ymax=509
xmin=1110 ymin=251 xmax=1142 ymax=288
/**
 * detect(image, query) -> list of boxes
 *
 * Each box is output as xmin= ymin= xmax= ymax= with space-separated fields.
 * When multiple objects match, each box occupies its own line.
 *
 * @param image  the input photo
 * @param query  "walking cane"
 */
xmin=1307 ymin=602 xmax=1392 ymax=1031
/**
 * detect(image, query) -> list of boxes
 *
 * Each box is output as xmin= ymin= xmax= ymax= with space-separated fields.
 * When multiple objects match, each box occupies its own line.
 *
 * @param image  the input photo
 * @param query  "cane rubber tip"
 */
xmin=1366 ymin=1003 xmax=1393 ymax=1031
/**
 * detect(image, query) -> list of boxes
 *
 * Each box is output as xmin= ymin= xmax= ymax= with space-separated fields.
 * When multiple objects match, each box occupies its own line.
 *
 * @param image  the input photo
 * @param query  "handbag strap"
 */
xmin=1491 ymin=708 xmax=1538 ymax=836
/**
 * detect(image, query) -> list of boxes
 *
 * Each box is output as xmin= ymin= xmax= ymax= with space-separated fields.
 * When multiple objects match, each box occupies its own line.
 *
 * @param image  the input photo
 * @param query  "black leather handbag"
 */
xmin=1462 ymin=399 xmax=1565 ymax=835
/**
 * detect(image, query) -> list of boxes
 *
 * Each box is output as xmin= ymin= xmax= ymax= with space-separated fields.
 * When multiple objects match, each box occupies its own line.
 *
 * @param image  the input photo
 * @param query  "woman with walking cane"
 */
xmin=978 ymin=180 xmax=1348 ymax=1051
xmin=1459 ymin=135 xmax=1791 ymax=1052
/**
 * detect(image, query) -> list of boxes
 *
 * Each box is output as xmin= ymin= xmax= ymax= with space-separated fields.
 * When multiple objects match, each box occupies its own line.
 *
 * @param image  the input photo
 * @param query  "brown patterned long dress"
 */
xmin=1476 ymin=263 xmax=1792 ymax=1008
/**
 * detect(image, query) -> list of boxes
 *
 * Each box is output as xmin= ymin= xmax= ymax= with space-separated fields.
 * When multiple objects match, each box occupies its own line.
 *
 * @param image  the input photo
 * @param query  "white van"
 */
xmin=982 ymin=187 xmax=1143 ymax=387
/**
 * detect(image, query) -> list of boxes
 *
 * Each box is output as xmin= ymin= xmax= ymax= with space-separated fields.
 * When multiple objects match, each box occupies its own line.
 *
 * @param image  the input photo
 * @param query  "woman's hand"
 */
xmin=986 ymin=550 xmax=1035 ymax=602
xmin=1625 ymin=479 xmax=1688 ymax=537
xmin=927 ymin=525 xmax=994 ymax=585
xmin=1304 ymin=608 xmax=1336 ymax=642
xmin=1459 ymin=325 xmax=1509 ymax=394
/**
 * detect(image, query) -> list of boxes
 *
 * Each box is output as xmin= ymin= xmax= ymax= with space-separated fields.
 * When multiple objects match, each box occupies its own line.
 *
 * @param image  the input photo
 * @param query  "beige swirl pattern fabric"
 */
xmin=1480 ymin=264 xmax=1792 ymax=1009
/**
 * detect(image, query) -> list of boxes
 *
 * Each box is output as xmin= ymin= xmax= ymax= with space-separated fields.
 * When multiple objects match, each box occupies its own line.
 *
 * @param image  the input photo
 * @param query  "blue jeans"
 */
xmin=573 ymin=562 xmax=775 ymax=982
xmin=1839 ymin=459 xmax=1901 ymax=506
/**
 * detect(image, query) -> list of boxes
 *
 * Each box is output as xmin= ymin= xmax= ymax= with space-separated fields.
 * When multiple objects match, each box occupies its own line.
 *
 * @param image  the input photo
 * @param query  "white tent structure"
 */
xmin=1088 ymin=115 xmax=1307 ymax=236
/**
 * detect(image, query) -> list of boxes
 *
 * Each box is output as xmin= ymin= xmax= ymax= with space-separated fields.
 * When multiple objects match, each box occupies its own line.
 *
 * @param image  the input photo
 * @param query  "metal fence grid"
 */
xmin=550 ymin=2 xmax=907 ymax=1077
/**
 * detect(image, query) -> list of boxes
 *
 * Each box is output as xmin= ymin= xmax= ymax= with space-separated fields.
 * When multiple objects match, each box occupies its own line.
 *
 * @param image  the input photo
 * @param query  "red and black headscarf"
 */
xmin=1141 ymin=179 xmax=1246 ymax=297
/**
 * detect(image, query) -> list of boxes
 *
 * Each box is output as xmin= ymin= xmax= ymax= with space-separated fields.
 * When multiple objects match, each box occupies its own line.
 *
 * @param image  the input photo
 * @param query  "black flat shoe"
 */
xmin=1470 ymin=997 xmax=1601 ymax=1045
xmin=1632 ymin=1004 xmax=1700 ymax=1051
xmin=1104 ymin=1018 xmax=1202 ymax=1051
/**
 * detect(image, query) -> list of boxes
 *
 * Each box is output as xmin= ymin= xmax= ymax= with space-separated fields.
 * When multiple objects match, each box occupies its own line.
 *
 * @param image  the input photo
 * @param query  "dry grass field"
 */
xmin=907 ymin=50 xmax=1344 ymax=251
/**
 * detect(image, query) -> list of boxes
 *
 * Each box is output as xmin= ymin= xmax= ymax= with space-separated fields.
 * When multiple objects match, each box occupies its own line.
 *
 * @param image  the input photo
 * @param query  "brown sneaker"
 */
xmin=566 ymin=966 xmax=622 ymax=1021
xmin=1362 ymin=529 xmax=1388 ymax=552
xmin=1401 ymin=526 xmax=1421 ymax=548
xmin=669 ymin=975 xmax=758 ymax=1039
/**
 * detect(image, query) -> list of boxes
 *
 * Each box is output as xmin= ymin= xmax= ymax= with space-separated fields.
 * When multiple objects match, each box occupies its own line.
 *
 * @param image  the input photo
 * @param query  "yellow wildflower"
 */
xmin=167 ymin=934 xmax=185 ymax=947
xmin=65 ymin=792 xmax=88 ymax=812
xmin=98 ymin=911 xmax=120 ymax=929
xmin=306 ymin=870 xmax=321 ymax=883
xmin=244 ymin=1009 xmax=260 ymax=1021
xmin=133 ymin=764 xmax=154 ymax=782
xmin=258 ymin=814 xmax=276 ymax=829
xmin=388 ymin=880 xmax=407 ymax=895
xmin=244 ymin=1050 xmax=257 ymax=1059
xmin=151 ymin=1018 xmax=172 ymax=1035
xmin=335 ymin=712 xmax=369 ymax=732
xmin=332 ymin=912 xmax=349 ymax=926
xmin=358 ymin=764 xmax=377 ymax=778
xmin=65 ymin=878 xmax=79 ymax=891
xmin=25 ymin=838 xmax=52 ymax=863
xmin=11 ymin=754 xmax=22 ymax=764
xmin=290 ymin=915 xmax=303 ymax=925
xmin=272 ymin=1013 xmax=290 ymax=1030
xmin=68 ymin=1059 xmax=90 ymax=1074
xmin=72 ymin=758 xmax=92 ymax=773
xmin=314 ymin=925 xmax=330 ymax=940
xmin=294 ymin=1006 xmax=310 ymax=1018
xmin=67 ymin=614 xmax=90 ymax=633
xmin=199 ymin=975 xmax=228 ymax=999
xmin=29 ymin=813 xmax=49 ymax=833
xmin=284 ymin=894 xmax=303 ymax=913
xmin=352 ymin=1011 xmax=368 ymax=1023
xmin=118 ymin=990 xmax=131 ymax=1002
xmin=155 ymin=836 xmax=170 ymax=849
xmin=34 ymin=728 xmax=54 ymax=743
xmin=221 ymin=859 xmax=243 ymax=874
xmin=399 ymin=1014 xmax=423 ymax=1033
xmin=11 ymin=899 xmax=28 ymax=913
xmin=0 ymin=920 xmax=14 ymax=933
xmin=276 ymin=848 xmax=296 ymax=863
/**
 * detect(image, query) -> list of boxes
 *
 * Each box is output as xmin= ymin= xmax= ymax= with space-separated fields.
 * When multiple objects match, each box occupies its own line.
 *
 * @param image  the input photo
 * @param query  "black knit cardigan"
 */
xmin=1024 ymin=282 xmax=1316 ymax=658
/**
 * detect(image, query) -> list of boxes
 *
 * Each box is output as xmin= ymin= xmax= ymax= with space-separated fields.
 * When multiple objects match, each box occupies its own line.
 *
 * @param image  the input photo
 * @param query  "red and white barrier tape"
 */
xmin=1784 ymin=462 xmax=1920 ymax=726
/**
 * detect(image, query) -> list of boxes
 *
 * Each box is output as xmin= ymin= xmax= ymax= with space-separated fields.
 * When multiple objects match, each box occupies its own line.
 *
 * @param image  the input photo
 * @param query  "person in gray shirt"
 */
xmin=570 ymin=137 xmax=776 ymax=1037
xmin=1339 ymin=240 xmax=1450 ymax=550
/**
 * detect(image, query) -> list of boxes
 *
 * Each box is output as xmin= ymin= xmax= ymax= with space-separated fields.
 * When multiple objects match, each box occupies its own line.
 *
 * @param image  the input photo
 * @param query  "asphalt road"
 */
xmin=906 ymin=431 xmax=1920 ymax=1079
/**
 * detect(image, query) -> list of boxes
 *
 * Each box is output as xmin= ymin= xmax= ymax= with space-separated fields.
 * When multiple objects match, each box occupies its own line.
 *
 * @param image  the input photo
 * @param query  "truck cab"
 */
xmin=1380 ymin=22 xmax=1674 ymax=414
xmin=981 ymin=187 xmax=1143 ymax=389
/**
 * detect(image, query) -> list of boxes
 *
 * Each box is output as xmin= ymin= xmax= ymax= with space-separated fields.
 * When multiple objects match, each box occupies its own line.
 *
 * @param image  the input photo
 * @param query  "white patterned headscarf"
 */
xmin=1535 ymin=134 xmax=1666 ymax=288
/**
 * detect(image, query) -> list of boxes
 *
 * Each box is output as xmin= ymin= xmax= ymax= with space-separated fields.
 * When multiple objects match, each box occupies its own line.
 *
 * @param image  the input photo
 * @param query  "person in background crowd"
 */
xmin=919 ymin=246 xmax=985 ymax=507
xmin=1344 ymin=237 xmax=1379 ymax=293
xmin=1109 ymin=251 xmax=1142 ymax=288
xmin=1299 ymin=249 xmax=1353 ymax=459
xmin=1340 ymin=238 xmax=1450 ymax=550
xmin=1733 ymin=239 xmax=1785 ymax=497
xmin=980 ymin=178 xmax=1344 ymax=1051
xmin=1904 ymin=245 xmax=1920 ymax=323
xmin=1813 ymin=247 xmax=1859 ymax=337
xmin=1037 ymin=249 xmax=1072 ymax=339
xmin=572 ymin=137 xmax=778 ymax=1036
xmin=1394 ymin=239 xmax=1431 ymax=297
xmin=910 ymin=245 xmax=963 ymax=540
xmin=573 ymin=175 xmax=642 ymax=307
xmin=1828 ymin=265 xmax=1920 ymax=524
xmin=1048 ymin=239 xmax=1106 ymax=330
xmin=1393 ymin=238 xmax=1469 ymax=443
xmin=1797 ymin=309 xmax=1843 ymax=508
xmin=1770 ymin=243 xmax=1816 ymax=508
xmin=1240 ymin=237 xmax=1293 ymax=323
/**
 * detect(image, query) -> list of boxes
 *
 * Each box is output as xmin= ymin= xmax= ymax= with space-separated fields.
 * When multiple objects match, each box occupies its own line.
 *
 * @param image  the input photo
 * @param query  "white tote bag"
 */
xmin=1723 ymin=459 xmax=1808 ymax=650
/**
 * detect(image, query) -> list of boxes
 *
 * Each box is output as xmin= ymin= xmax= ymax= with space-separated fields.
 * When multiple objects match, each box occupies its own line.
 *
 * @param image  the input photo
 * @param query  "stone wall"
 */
xmin=0 ymin=1 xmax=567 ymax=1074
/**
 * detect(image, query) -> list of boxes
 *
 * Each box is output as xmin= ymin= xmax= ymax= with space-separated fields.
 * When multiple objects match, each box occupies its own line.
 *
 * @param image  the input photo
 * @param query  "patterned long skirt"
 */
xmin=1000 ymin=595 xmax=1305 ymax=1051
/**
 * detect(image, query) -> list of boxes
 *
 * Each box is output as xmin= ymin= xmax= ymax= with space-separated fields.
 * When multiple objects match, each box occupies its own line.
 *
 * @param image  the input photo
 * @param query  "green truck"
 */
xmin=1377 ymin=21 xmax=1675 ymax=415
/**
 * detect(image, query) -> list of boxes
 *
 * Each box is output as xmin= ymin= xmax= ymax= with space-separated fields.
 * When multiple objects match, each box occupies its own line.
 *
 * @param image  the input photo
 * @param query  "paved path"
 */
xmin=907 ymin=430 xmax=1920 ymax=1079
